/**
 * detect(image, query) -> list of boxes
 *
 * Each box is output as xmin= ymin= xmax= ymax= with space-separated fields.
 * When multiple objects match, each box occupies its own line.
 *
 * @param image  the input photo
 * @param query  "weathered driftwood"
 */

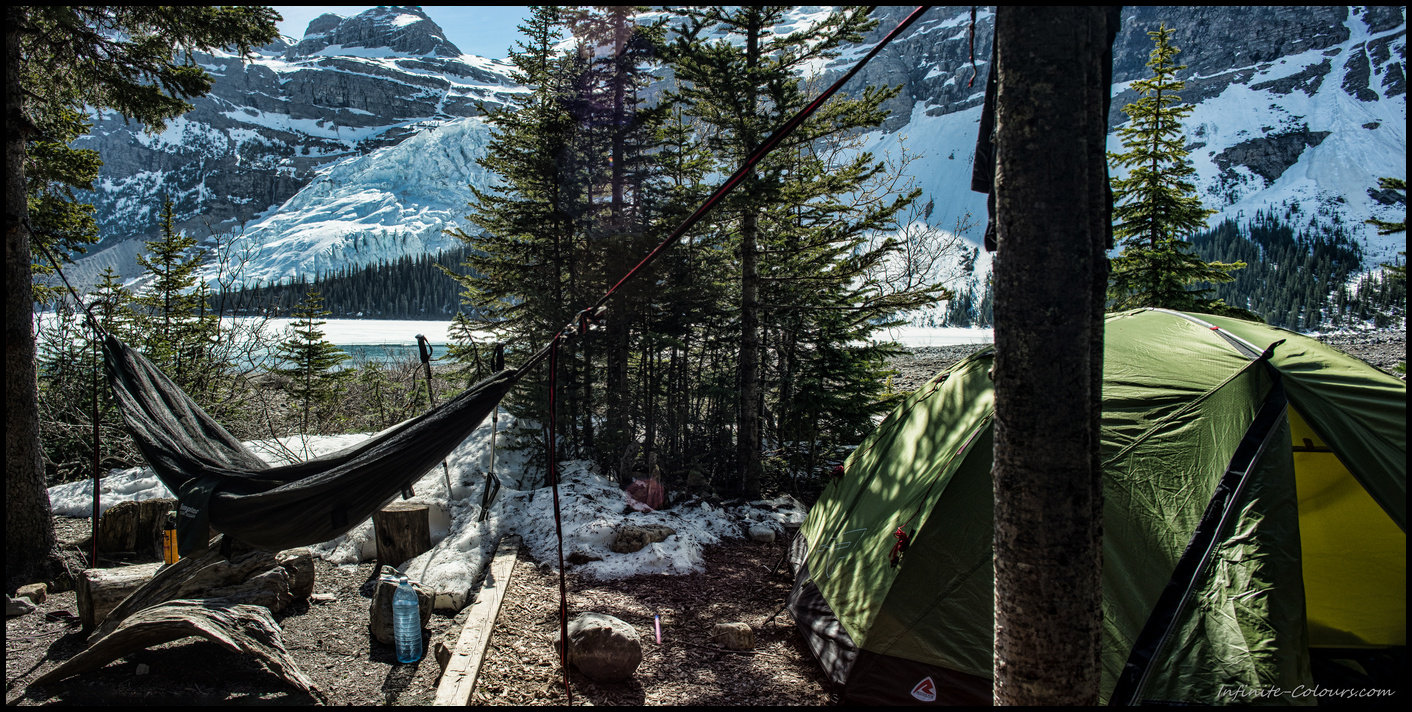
xmin=30 ymin=599 xmax=324 ymax=703
xmin=373 ymin=501 xmax=431 ymax=570
xmin=95 ymin=498 xmax=176 ymax=557
xmin=278 ymin=548 xmax=317 ymax=599
xmin=87 ymin=539 xmax=313 ymax=641
xmin=76 ymin=562 xmax=163 ymax=631
xmin=433 ymin=535 xmax=520 ymax=706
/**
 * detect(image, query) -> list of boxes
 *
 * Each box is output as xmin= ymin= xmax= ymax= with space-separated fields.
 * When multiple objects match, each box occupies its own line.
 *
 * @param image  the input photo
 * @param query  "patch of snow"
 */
xmin=47 ymin=413 xmax=809 ymax=612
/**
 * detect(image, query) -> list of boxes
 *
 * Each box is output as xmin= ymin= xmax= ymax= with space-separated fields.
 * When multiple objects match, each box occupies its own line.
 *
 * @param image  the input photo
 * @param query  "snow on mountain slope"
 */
xmin=69 ymin=5 xmax=523 ymax=287
xmin=75 ymin=6 xmax=1405 ymax=295
xmin=1139 ymin=8 xmax=1407 ymax=266
xmin=211 ymin=116 xmax=494 ymax=286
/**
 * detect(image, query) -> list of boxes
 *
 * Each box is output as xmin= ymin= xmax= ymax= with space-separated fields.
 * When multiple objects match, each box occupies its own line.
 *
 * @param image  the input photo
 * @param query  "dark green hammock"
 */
xmin=105 ymin=334 xmax=519 ymax=555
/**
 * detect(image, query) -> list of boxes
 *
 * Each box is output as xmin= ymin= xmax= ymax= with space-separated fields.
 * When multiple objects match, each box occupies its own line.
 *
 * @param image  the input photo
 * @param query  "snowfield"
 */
xmin=48 ymin=413 xmax=809 ymax=612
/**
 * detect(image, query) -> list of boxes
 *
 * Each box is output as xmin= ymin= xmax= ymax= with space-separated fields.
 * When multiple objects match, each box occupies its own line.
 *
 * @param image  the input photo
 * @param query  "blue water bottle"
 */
xmin=393 ymin=576 xmax=422 ymax=663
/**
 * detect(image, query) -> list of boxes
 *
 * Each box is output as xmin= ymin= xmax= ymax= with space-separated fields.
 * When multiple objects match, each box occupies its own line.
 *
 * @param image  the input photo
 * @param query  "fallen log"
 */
xmin=30 ymin=599 xmax=324 ymax=703
xmin=87 ymin=539 xmax=313 ymax=641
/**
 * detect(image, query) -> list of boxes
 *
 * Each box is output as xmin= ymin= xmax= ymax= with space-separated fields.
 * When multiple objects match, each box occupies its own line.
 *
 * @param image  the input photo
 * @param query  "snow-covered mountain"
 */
xmin=841 ymin=6 xmax=1406 ymax=268
xmin=72 ymin=6 xmax=1405 ymax=290
xmin=69 ymin=6 xmax=523 ymax=284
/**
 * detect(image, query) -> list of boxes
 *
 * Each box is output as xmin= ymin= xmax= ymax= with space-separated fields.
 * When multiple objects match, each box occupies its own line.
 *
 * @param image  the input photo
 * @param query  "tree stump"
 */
xmin=373 ymin=502 xmax=431 ymax=570
xmin=95 ymin=498 xmax=176 ymax=556
xmin=76 ymin=563 xmax=163 ymax=631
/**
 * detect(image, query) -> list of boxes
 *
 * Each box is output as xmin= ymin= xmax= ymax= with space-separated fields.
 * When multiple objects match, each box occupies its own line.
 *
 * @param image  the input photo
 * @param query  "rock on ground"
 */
xmin=611 ymin=524 xmax=676 ymax=554
xmin=552 ymin=612 xmax=643 ymax=683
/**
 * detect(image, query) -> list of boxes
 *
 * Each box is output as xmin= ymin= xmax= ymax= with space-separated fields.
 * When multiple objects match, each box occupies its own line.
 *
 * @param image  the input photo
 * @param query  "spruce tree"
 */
xmin=133 ymin=197 xmax=219 ymax=390
xmin=1367 ymin=176 xmax=1406 ymax=365
xmin=90 ymin=266 xmax=135 ymax=337
xmin=447 ymin=5 xmax=574 ymax=386
xmin=1367 ymin=176 xmax=1406 ymax=289
xmin=27 ymin=106 xmax=102 ymax=303
xmin=1107 ymin=24 xmax=1247 ymax=316
xmin=274 ymin=290 xmax=348 ymax=436
xmin=7 ymin=7 xmax=278 ymax=584
xmin=667 ymin=7 xmax=947 ymax=495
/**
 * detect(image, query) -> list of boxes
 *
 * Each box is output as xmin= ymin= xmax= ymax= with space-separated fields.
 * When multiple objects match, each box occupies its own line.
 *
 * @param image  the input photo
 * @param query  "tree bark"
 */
xmin=88 ymin=539 xmax=310 ymax=641
xmin=373 ymin=501 xmax=432 ymax=570
xmin=76 ymin=562 xmax=165 ymax=631
xmin=5 ymin=7 xmax=60 ymax=588
xmin=736 ymin=15 xmax=763 ymax=500
xmin=991 ymin=6 xmax=1116 ymax=706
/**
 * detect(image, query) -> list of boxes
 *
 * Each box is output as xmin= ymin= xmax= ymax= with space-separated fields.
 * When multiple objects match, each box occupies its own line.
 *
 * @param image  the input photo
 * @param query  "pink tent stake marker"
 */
xmin=655 ymin=615 xmax=662 ymax=644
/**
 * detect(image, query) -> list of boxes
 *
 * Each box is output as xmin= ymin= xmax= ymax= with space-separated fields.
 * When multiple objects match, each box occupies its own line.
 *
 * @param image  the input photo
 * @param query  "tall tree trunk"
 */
xmin=990 ymin=6 xmax=1116 ymax=705
xmin=736 ymin=17 xmax=763 ymax=500
xmin=601 ymin=8 xmax=633 ymax=480
xmin=6 ymin=10 xmax=60 ymax=586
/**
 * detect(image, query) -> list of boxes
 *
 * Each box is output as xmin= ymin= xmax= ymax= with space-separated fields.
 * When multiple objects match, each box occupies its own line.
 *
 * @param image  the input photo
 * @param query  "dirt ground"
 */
xmin=6 ymin=517 xmax=838 ymax=706
xmin=9 ymin=332 xmax=1401 ymax=705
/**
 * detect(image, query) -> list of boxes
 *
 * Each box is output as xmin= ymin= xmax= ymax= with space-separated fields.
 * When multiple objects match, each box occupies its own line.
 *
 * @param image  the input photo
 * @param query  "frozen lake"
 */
xmin=274 ymin=318 xmax=994 ymax=350
xmin=35 ymin=314 xmax=993 ymax=365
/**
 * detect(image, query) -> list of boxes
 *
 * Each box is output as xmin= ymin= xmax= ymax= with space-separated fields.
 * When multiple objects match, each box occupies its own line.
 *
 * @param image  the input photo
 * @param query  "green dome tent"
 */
xmin=786 ymin=309 xmax=1405 ymax=705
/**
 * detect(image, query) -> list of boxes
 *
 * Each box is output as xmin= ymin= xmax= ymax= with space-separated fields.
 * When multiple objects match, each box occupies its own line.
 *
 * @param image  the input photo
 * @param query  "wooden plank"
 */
xmin=433 ymin=535 xmax=521 ymax=706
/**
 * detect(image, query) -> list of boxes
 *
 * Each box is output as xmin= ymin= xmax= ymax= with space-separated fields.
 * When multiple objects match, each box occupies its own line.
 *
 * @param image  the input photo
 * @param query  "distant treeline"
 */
xmin=1190 ymin=210 xmax=1405 ymax=329
xmin=938 ymin=211 xmax=1405 ymax=331
xmin=214 ymin=246 xmax=474 ymax=320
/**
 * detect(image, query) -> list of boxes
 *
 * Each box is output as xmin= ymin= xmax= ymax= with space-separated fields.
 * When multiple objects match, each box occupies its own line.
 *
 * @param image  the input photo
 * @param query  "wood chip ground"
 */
xmin=7 ymin=517 xmax=840 ymax=706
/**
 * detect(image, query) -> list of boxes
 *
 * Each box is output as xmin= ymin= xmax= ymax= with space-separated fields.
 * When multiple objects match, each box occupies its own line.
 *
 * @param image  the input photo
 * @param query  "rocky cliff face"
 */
xmin=839 ymin=6 xmax=1405 ymax=266
xmin=73 ymin=6 xmax=521 ymax=266
xmin=75 ymin=6 xmax=1406 ymax=287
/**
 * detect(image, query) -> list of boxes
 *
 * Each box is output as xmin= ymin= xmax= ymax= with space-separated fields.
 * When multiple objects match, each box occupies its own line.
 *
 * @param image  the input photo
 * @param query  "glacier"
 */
xmin=68 ymin=6 xmax=1406 ymax=295
xmin=211 ymin=116 xmax=496 ymax=287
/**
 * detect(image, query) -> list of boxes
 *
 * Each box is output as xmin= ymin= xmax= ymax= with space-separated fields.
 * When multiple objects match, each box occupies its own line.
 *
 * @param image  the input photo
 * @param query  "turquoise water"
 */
xmin=337 ymin=342 xmax=450 ymax=366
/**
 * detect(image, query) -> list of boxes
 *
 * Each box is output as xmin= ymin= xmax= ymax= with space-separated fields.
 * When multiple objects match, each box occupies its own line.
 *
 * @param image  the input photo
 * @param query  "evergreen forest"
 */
xmin=27 ymin=7 xmax=1405 ymax=502
xmin=214 ymin=246 xmax=473 ymax=320
xmin=1189 ymin=211 xmax=1406 ymax=330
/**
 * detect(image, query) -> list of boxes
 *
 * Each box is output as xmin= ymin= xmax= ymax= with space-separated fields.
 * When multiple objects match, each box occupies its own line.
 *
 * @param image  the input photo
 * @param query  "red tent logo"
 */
xmin=911 ymin=676 xmax=937 ymax=702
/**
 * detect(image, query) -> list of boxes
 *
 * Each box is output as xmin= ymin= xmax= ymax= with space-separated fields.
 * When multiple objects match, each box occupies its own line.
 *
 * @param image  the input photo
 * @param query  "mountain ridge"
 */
xmin=68 ymin=6 xmax=1406 ymax=292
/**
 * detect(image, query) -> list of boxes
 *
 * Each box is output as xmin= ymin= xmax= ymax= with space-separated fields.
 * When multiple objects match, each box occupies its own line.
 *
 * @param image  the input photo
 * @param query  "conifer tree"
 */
xmin=1367 ymin=176 xmax=1406 ymax=287
xmin=90 ymin=266 xmax=135 ymax=337
xmin=448 ymin=5 xmax=575 ymax=405
xmin=8 ymin=5 xmax=280 ymax=585
xmin=274 ymin=290 xmax=348 ymax=436
xmin=27 ymin=107 xmax=102 ymax=304
xmin=1108 ymin=24 xmax=1247 ymax=315
xmin=1367 ymin=176 xmax=1405 ymax=365
xmin=667 ymin=7 xmax=947 ymax=495
xmin=133 ymin=197 xmax=219 ymax=390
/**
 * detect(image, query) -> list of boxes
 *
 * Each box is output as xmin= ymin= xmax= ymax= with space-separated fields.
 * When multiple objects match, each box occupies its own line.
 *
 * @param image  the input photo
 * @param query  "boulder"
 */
xmin=710 ymin=622 xmax=755 ymax=650
xmin=748 ymin=524 xmax=776 ymax=543
xmin=369 ymin=576 xmax=434 ymax=645
xmin=7 ymin=595 xmax=37 ymax=618
xmin=17 ymin=583 xmax=47 ymax=605
xmin=611 ymin=524 xmax=676 ymax=554
xmin=552 ymin=612 xmax=642 ymax=682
